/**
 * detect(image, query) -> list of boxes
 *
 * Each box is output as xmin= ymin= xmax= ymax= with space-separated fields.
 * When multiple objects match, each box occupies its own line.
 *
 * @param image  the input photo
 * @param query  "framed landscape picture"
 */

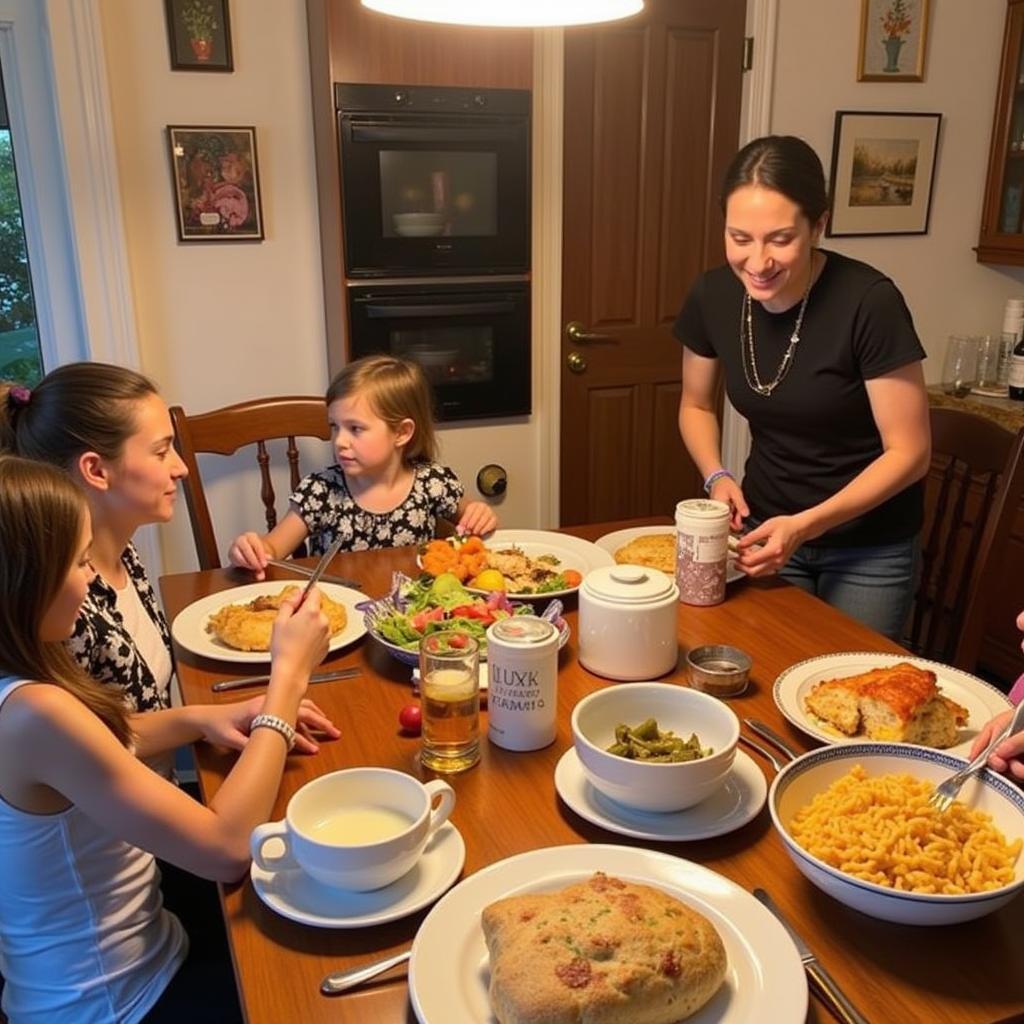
xmin=858 ymin=0 xmax=930 ymax=82
xmin=164 ymin=0 xmax=233 ymax=72
xmin=826 ymin=111 xmax=941 ymax=237
xmin=167 ymin=126 xmax=264 ymax=242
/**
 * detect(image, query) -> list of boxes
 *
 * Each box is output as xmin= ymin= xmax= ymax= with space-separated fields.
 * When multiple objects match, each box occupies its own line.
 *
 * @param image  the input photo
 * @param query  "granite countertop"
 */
xmin=927 ymin=385 xmax=1024 ymax=433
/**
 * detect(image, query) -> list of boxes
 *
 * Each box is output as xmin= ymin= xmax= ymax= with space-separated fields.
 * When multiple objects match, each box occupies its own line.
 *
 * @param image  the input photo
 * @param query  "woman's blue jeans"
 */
xmin=773 ymin=536 xmax=920 ymax=642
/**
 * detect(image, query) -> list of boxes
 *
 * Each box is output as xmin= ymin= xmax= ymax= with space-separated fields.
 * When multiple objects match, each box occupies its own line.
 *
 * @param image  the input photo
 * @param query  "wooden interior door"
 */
xmin=559 ymin=0 xmax=746 ymax=526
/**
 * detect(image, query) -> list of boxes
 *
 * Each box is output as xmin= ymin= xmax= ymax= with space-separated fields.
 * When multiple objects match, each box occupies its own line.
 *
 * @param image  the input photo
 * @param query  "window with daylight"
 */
xmin=0 ymin=58 xmax=43 ymax=385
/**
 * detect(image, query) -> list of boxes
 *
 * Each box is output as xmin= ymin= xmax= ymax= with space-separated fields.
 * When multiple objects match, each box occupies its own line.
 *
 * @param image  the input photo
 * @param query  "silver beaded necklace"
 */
xmin=739 ymin=265 xmax=815 ymax=397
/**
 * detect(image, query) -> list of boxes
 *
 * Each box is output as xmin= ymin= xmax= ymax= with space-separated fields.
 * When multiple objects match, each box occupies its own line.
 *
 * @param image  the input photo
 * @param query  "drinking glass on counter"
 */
xmin=975 ymin=334 xmax=1005 ymax=393
xmin=419 ymin=631 xmax=481 ymax=773
xmin=941 ymin=335 xmax=978 ymax=397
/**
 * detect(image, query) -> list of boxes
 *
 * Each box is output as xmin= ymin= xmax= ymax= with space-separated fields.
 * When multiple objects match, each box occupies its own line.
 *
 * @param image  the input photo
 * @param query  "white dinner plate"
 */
xmin=250 ymin=822 xmax=464 ymax=929
xmin=408 ymin=844 xmax=807 ymax=1024
xmin=773 ymin=651 xmax=1013 ymax=756
xmin=171 ymin=581 xmax=370 ymax=664
xmin=553 ymin=748 xmax=767 ymax=842
xmin=420 ymin=530 xmax=614 ymax=599
xmin=593 ymin=525 xmax=744 ymax=585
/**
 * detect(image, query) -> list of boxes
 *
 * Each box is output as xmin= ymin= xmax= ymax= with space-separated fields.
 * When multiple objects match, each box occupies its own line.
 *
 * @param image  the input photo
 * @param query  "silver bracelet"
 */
xmin=250 ymin=713 xmax=296 ymax=751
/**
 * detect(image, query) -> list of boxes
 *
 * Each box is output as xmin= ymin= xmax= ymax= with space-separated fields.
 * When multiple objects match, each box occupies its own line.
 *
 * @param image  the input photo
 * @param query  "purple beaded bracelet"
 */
xmin=702 ymin=468 xmax=735 ymax=495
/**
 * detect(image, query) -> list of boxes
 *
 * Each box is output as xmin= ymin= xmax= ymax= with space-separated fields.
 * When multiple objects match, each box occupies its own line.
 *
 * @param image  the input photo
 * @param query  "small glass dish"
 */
xmin=686 ymin=644 xmax=751 ymax=698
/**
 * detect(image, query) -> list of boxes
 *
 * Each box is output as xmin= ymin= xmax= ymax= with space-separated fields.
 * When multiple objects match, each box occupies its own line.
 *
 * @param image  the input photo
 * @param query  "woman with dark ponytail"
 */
xmin=674 ymin=135 xmax=930 ymax=640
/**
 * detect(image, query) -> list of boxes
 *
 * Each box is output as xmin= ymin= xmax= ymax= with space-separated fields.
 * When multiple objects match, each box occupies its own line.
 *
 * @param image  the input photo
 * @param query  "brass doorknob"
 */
xmin=567 ymin=351 xmax=587 ymax=373
xmin=565 ymin=321 xmax=614 ymax=344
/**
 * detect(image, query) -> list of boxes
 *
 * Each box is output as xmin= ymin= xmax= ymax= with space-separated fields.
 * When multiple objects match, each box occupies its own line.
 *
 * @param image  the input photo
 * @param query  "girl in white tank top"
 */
xmin=0 ymin=453 xmax=336 ymax=1022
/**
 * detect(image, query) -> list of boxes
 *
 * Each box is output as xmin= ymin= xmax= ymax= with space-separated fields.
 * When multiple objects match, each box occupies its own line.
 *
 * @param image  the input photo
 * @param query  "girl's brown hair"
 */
xmin=0 ymin=361 xmax=158 ymax=468
xmin=325 ymin=355 xmax=438 ymax=463
xmin=0 ymin=456 xmax=132 ymax=745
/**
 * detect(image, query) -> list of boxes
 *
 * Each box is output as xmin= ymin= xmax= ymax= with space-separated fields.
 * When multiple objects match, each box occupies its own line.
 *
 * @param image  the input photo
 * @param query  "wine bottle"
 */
xmin=1009 ymin=334 xmax=1024 ymax=401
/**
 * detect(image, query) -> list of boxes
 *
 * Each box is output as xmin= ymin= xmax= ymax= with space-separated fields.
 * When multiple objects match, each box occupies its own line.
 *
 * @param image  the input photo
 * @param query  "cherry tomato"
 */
xmin=447 ymin=632 xmax=469 ymax=649
xmin=398 ymin=703 xmax=423 ymax=734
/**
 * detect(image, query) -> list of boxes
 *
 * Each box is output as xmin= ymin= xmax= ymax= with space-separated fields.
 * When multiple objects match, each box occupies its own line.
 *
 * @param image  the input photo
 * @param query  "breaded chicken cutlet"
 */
xmin=206 ymin=585 xmax=347 ymax=652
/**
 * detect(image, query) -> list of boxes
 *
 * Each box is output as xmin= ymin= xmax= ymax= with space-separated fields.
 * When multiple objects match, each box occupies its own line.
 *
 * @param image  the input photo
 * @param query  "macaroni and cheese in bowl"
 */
xmin=769 ymin=744 xmax=1024 ymax=925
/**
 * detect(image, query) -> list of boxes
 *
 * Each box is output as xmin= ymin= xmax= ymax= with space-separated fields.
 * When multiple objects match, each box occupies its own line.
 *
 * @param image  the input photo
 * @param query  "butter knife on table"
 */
xmin=264 ymin=557 xmax=361 ymax=591
xmin=753 ymin=889 xmax=869 ymax=1024
xmin=212 ymin=666 xmax=361 ymax=693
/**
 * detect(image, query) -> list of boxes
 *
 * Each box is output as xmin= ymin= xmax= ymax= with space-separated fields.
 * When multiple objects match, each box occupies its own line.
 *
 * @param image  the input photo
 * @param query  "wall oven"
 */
xmin=336 ymin=83 xmax=530 ymax=278
xmin=348 ymin=281 xmax=530 ymax=421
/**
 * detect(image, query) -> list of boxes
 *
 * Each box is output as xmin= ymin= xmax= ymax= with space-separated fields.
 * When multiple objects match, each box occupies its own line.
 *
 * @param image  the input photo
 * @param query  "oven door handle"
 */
xmin=364 ymin=301 xmax=515 ymax=319
xmin=350 ymin=125 xmax=519 ymax=143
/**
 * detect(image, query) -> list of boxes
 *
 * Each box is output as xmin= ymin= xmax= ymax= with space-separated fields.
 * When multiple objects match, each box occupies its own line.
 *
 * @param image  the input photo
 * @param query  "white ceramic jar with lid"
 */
xmin=578 ymin=564 xmax=679 ymax=680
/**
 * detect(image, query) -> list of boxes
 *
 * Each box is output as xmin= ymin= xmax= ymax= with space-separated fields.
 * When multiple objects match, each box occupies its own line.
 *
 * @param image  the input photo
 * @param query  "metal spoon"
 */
xmin=739 ymin=733 xmax=786 ymax=773
xmin=743 ymin=718 xmax=801 ymax=762
xmin=321 ymin=949 xmax=411 ymax=995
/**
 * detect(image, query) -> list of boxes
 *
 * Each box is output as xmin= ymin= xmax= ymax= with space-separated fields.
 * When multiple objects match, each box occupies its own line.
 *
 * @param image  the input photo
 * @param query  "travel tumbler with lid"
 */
xmin=486 ymin=616 xmax=559 ymax=751
xmin=675 ymin=499 xmax=730 ymax=606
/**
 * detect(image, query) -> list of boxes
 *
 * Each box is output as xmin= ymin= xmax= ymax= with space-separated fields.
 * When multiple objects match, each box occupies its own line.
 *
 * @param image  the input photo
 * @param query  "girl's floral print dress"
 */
xmin=291 ymin=461 xmax=463 ymax=553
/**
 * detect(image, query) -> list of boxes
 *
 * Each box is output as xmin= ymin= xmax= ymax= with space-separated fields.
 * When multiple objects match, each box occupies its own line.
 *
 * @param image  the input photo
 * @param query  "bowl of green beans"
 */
xmin=571 ymin=683 xmax=739 ymax=812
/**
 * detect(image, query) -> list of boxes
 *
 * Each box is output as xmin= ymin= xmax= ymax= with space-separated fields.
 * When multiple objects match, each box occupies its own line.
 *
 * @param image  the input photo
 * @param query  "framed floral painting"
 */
xmin=858 ymin=0 xmax=930 ymax=82
xmin=167 ymin=126 xmax=264 ymax=242
xmin=164 ymin=0 xmax=233 ymax=72
xmin=826 ymin=111 xmax=941 ymax=237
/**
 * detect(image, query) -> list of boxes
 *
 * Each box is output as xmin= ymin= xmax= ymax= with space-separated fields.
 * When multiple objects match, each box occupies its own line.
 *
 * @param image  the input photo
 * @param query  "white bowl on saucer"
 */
xmin=770 ymin=743 xmax=1024 ymax=925
xmin=571 ymin=683 xmax=739 ymax=812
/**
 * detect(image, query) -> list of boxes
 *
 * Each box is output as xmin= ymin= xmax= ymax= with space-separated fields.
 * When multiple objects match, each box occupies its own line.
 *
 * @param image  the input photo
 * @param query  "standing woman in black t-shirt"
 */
xmin=674 ymin=135 xmax=931 ymax=640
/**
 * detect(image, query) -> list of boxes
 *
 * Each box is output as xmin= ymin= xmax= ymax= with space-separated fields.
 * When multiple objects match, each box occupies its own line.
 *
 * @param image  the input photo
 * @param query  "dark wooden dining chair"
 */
xmin=906 ymin=406 xmax=1024 ymax=673
xmin=170 ymin=396 xmax=330 ymax=570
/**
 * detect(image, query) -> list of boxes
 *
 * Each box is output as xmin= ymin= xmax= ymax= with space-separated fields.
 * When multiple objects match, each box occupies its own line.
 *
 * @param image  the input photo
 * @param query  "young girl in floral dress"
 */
xmin=229 ymin=354 xmax=498 ymax=577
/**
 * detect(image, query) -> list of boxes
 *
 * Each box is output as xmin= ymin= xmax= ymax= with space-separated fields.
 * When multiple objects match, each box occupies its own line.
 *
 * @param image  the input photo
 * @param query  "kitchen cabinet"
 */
xmin=979 ymin=0 xmax=1024 ymax=265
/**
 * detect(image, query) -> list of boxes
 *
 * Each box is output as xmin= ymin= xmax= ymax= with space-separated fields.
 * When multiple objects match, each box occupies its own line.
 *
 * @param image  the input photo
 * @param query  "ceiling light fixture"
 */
xmin=360 ymin=0 xmax=644 ymax=29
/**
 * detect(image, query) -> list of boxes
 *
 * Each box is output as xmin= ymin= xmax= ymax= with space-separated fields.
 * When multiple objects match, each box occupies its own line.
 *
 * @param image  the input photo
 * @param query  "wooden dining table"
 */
xmin=160 ymin=520 xmax=1024 ymax=1024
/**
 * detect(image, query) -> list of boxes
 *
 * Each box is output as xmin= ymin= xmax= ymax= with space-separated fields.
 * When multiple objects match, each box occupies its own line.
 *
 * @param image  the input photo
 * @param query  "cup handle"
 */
xmin=250 ymin=820 xmax=297 ymax=873
xmin=423 ymin=779 xmax=456 ymax=839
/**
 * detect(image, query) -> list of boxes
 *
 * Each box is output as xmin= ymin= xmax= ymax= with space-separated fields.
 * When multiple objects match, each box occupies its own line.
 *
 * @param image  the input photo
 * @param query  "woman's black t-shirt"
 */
xmin=673 ymin=250 xmax=925 ymax=547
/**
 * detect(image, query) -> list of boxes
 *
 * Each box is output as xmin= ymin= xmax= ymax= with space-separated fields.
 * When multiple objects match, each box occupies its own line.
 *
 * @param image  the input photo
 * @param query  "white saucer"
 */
xmin=250 ymin=821 xmax=465 ymax=928
xmin=554 ymin=748 xmax=767 ymax=841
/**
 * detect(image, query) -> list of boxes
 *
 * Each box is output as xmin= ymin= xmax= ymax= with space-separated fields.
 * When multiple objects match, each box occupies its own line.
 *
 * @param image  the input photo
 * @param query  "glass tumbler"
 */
xmin=974 ymin=334 xmax=1004 ymax=392
xmin=419 ymin=631 xmax=480 ymax=773
xmin=941 ymin=335 xmax=978 ymax=397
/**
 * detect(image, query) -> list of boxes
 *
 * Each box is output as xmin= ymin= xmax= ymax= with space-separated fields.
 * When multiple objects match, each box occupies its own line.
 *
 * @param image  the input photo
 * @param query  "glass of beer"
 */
xmin=419 ymin=631 xmax=480 ymax=773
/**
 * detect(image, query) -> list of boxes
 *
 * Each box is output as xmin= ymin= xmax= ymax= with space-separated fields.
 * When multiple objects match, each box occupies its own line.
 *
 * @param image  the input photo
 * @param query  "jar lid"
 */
xmin=675 ymin=498 xmax=730 ymax=522
xmin=489 ymin=616 xmax=557 ymax=644
xmin=582 ymin=564 xmax=677 ymax=604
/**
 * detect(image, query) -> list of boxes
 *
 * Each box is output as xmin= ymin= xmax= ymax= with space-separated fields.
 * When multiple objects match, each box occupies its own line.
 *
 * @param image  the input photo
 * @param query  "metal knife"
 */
xmin=265 ymin=557 xmax=362 ymax=591
xmin=743 ymin=718 xmax=801 ymax=762
xmin=753 ymin=889 xmax=870 ymax=1024
xmin=299 ymin=534 xmax=349 ymax=602
xmin=212 ymin=666 xmax=361 ymax=693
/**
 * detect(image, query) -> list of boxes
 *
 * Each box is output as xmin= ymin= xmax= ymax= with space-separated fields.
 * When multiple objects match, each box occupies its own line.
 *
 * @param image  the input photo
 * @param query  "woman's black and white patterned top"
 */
xmin=67 ymin=544 xmax=172 ymax=713
xmin=291 ymin=461 xmax=464 ymax=554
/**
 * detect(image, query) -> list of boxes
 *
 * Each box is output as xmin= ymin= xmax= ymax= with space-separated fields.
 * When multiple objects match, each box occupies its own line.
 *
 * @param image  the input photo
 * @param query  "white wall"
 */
xmin=771 ymin=0 xmax=1024 ymax=378
xmin=100 ymin=0 xmax=328 ymax=571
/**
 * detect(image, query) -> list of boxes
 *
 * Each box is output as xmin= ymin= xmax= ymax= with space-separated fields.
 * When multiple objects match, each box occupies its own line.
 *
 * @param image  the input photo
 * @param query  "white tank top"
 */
xmin=0 ymin=678 xmax=188 ymax=1023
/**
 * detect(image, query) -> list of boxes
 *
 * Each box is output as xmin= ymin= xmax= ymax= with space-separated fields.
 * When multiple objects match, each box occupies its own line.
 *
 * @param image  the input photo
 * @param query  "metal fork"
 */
xmin=928 ymin=701 xmax=1024 ymax=812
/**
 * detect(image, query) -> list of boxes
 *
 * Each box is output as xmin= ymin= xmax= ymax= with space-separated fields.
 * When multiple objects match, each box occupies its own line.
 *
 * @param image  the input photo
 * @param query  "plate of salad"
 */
xmin=359 ymin=572 xmax=569 ymax=666
xmin=417 ymin=530 xmax=613 ymax=599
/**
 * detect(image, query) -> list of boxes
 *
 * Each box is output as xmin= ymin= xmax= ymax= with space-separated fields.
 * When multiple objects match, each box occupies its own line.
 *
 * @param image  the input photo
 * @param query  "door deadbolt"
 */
xmin=567 ymin=351 xmax=587 ymax=373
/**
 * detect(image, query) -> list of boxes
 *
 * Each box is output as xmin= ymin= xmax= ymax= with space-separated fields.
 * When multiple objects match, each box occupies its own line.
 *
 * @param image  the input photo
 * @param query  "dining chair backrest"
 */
xmin=170 ymin=396 xmax=330 ymax=570
xmin=906 ymin=406 xmax=1024 ymax=673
